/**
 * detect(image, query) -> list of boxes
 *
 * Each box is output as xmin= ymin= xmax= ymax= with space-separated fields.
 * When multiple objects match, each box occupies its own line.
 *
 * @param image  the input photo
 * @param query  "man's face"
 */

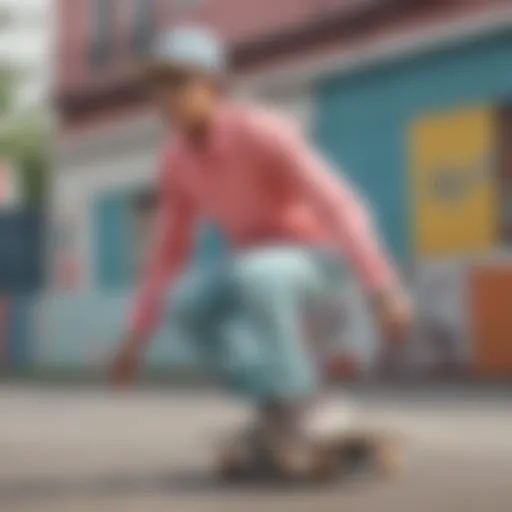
xmin=149 ymin=69 xmax=218 ymax=130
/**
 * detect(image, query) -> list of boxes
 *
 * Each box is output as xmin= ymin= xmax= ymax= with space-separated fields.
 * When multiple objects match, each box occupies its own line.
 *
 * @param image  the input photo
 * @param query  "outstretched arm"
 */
xmin=256 ymin=116 xmax=395 ymax=293
xmin=112 ymin=150 xmax=196 ymax=385
xmin=253 ymin=114 xmax=410 ymax=338
xmin=129 ymin=177 xmax=195 ymax=339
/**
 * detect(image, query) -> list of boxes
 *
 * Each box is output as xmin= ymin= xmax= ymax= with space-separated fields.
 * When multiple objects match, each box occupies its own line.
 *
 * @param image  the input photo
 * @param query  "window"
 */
xmin=131 ymin=0 xmax=155 ymax=56
xmin=94 ymin=188 xmax=157 ymax=290
xmin=89 ymin=0 xmax=115 ymax=68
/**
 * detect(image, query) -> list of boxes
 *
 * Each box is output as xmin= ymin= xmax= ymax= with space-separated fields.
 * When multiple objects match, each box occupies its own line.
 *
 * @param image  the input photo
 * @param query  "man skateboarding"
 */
xmin=111 ymin=26 xmax=411 ymax=476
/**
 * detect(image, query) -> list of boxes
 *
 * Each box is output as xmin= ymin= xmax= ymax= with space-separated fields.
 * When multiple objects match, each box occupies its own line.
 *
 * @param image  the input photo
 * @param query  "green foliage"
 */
xmin=0 ymin=66 xmax=14 ymax=114
xmin=0 ymin=119 xmax=49 ymax=207
xmin=18 ymin=137 xmax=48 ymax=207
xmin=0 ymin=63 xmax=48 ymax=207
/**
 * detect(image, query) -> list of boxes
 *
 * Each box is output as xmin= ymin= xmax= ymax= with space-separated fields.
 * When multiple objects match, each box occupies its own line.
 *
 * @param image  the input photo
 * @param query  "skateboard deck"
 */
xmin=217 ymin=425 xmax=402 ymax=482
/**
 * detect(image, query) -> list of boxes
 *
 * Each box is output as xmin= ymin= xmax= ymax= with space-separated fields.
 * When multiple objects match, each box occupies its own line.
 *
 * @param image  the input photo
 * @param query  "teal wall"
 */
xmin=315 ymin=29 xmax=512 ymax=262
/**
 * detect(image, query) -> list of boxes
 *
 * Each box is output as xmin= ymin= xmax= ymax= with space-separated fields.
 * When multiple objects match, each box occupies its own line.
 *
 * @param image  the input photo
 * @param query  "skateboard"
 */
xmin=217 ymin=424 xmax=402 ymax=482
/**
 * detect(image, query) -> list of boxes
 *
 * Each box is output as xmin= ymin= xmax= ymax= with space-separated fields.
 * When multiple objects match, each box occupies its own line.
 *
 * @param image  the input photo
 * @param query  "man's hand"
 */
xmin=373 ymin=286 xmax=412 ymax=343
xmin=110 ymin=332 xmax=146 ymax=388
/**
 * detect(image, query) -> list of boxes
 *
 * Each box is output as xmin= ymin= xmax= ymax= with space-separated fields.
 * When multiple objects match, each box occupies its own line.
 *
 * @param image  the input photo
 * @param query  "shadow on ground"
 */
xmin=0 ymin=467 xmax=380 ymax=505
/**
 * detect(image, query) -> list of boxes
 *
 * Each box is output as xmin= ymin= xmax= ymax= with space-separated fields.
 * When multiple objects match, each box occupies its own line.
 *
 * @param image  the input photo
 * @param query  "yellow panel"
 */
xmin=410 ymin=105 xmax=498 ymax=257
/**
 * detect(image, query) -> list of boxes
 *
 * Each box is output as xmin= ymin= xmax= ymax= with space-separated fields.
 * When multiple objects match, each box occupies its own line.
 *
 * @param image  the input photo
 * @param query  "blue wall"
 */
xmin=315 ymin=30 xmax=512 ymax=262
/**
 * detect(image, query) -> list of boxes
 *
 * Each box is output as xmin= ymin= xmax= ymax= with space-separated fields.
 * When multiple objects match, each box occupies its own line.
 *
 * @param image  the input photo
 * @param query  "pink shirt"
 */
xmin=130 ymin=105 xmax=395 ymax=335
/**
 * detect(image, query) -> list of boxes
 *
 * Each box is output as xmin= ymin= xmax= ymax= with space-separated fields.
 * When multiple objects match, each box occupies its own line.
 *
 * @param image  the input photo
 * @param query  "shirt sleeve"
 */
xmin=128 ymin=149 xmax=196 ymax=338
xmin=254 ymin=114 xmax=396 ymax=294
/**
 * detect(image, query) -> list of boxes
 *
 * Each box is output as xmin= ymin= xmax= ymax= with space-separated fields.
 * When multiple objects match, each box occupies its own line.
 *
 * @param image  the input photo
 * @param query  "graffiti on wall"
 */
xmin=414 ymin=262 xmax=470 ymax=376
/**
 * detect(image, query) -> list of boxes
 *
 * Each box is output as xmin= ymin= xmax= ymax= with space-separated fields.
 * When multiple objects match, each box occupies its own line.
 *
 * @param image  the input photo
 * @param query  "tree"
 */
xmin=0 ymin=64 xmax=48 ymax=208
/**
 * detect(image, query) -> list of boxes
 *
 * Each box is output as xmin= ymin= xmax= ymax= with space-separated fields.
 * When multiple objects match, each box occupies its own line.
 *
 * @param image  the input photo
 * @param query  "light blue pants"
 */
xmin=170 ymin=246 xmax=344 ymax=404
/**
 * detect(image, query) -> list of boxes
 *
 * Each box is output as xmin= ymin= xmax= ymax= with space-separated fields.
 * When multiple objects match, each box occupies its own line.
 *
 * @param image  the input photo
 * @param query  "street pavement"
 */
xmin=0 ymin=384 xmax=511 ymax=512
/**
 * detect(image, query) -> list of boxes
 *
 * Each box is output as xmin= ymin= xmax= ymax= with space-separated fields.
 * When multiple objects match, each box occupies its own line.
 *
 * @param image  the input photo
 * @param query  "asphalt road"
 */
xmin=1 ymin=385 xmax=511 ymax=512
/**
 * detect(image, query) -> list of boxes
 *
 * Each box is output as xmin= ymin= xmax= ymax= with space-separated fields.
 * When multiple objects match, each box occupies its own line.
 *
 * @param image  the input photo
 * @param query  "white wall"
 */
xmin=0 ymin=0 xmax=52 ymax=109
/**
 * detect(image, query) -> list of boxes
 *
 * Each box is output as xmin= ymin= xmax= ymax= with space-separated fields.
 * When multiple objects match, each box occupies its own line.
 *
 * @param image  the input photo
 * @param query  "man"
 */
xmin=112 ymin=26 xmax=411 ymax=469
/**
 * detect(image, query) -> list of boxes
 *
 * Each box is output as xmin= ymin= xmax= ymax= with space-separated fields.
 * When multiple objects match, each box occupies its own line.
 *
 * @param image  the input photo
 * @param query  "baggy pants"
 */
xmin=169 ymin=246 xmax=345 ymax=403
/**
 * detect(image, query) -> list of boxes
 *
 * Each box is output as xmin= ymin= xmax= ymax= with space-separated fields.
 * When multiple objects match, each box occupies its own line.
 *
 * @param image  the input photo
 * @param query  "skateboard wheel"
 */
xmin=218 ymin=454 xmax=244 ymax=480
xmin=272 ymin=447 xmax=309 ymax=479
xmin=311 ymin=446 xmax=341 ymax=480
xmin=217 ymin=440 xmax=251 ymax=480
xmin=374 ymin=436 xmax=402 ymax=479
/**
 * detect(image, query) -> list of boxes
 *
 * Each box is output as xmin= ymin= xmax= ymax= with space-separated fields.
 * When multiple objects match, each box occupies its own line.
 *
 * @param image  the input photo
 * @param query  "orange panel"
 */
xmin=470 ymin=266 xmax=512 ymax=378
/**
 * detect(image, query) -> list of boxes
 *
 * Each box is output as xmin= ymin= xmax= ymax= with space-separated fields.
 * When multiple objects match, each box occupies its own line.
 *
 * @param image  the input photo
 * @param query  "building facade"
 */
xmin=39 ymin=0 xmax=512 ymax=377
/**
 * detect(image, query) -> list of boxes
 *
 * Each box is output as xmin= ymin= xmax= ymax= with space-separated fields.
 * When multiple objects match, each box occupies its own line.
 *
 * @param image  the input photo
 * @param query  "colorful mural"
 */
xmin=413 ymin=261 xmax=470 ymax=376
